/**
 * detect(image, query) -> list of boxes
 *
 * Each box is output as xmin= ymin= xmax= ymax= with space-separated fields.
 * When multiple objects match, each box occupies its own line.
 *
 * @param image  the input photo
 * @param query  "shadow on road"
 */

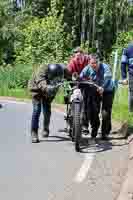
xmin=58 ymin=128 xmax=68 ymax=133
xmin=80 ymin=138 xmax=113 ymax=153
xmin=39 ymin=129 xmax=128 ymax=152
xmin=39 ymin=135 xmax=70 ymax=143
xmin=79 ymin=132 xmax=128 ymax=153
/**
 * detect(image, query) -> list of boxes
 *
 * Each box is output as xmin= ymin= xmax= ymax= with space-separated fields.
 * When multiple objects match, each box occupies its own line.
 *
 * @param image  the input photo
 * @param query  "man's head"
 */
xmin=89 ymin=54 xmax=99 ymax=71
xmin=73 ymin=47 xmax=83 ymax=55
xmin=47 ymin=64 xmax=65 ymax=80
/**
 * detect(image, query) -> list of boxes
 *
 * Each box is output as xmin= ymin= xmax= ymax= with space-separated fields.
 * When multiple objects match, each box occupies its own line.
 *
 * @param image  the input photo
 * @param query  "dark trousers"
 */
xmin=101 ymin=90 xmax=114 ymax=136
xmin=82 ymin=88 xmax=101 ymax=137
xmin=128 ymin=73 xmax=133 ymax=112
xmin=31 ymin=95 xmax=51 ymax=132
xmin=90 ymin=94 xmax=101 ymax=137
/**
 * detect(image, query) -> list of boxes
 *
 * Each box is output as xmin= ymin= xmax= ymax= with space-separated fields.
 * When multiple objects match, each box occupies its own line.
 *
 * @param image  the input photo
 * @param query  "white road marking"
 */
xmin=74 ymin=153 xmax=95 ymax=183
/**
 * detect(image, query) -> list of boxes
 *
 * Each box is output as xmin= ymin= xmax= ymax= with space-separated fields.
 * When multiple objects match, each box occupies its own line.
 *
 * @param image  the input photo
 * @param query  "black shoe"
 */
xmin=42 ymin=129 xmax=49 ymax=138
xmin=0 ymin=104 xmax=2 ymax=108
xmin=101 ymin=135 xmax=109 ymax=141
xmin=31 ymin=131 xmax=39 ymax=143
xmin=82 ymin=126 xmax=89 ymax=135
xmin=91 ymin=130 xmax=97 ymax=138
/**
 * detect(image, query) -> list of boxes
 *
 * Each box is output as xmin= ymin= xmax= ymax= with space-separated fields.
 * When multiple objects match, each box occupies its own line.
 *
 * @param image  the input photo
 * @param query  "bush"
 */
xmin=15 ymin=14 xmax=72 ymax=65
xmin=0 ymin=64 xmax=32 ymax=89
xmin=112 ymin=30 xmax=133 ymax=57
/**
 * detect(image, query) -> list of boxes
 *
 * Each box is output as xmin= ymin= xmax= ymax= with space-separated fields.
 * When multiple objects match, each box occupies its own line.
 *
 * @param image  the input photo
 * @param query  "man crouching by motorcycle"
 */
xmin=80 ymin=55 xmax=104 ymax=140
xmin=28 ymin=64 xmax=65 ymax=143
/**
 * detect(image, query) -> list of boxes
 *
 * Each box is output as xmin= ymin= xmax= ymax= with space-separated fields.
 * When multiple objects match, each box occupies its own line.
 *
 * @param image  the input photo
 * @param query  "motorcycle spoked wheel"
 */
xmin=65 ymin=103 xmax=74 ymax=141
xmin=72 ymin=102 xmax=81 ymax=152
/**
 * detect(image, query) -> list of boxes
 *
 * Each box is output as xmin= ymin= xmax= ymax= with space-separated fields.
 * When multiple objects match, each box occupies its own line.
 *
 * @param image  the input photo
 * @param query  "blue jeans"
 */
xmin=31 ymin=95 xmax=51 ymax=132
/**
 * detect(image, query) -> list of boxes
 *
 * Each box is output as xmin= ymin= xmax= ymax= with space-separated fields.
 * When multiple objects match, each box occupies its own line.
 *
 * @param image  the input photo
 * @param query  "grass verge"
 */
xmin=0 ymin=86 xmax=132 ymax=125
xmin=112 ymin=85 xmax=133 ymax=125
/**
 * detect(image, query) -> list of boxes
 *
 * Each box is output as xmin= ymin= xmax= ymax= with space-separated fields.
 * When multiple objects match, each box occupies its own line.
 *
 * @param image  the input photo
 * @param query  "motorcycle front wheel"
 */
xmin=73 ymin=102 xmax=81 ymax=152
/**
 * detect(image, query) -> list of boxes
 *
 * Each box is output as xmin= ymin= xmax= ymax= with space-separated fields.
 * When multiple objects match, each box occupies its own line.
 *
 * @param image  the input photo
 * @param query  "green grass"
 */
xmin=0 ymin=88 xmax=31 ymax=99
xmin=0 ymin=87 xmax=64 ymax=103
xmin=0 ymin=84 xmax=132 ymax=125
xmin=112 ymin=85 xmax=133 ymax=125
xmin=54 ymin=88 xmax=64 ymax=104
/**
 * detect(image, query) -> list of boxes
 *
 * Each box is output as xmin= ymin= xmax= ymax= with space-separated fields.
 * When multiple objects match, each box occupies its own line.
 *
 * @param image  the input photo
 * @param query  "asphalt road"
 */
xmin=0 ymin=100 xmax=129 ymax=200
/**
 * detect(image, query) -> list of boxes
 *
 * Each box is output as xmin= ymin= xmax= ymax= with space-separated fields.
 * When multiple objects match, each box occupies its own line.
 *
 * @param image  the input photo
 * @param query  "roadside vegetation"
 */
xmin=0 ymin=0 xmax=133 ymax=123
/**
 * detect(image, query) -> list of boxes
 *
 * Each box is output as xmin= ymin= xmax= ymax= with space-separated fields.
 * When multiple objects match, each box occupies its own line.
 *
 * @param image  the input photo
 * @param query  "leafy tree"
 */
xmin=15 ymin=0 xmax=72 ymax=65
xmin=31 ymin=0 xmax=50 ymax=17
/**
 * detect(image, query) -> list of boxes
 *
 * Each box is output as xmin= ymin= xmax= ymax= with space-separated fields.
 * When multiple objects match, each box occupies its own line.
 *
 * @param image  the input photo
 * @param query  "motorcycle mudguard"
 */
xmin=70 ymin=89 xmax=83 ymax=102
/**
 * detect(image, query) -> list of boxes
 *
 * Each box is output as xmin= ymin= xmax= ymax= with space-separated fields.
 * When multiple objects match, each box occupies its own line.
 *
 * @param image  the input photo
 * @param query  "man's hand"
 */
xmin=121 ymin=79 xmax=128 ymax=85
xmin=46 ymin=84 xmax=60 ymax=97
xmin=47 ymin=85 xmax=58 ymax=93
xmin=97 ymin=86 xmax=104 ymax=95
xmin=38 ymin=80 xmax=47 ymax=91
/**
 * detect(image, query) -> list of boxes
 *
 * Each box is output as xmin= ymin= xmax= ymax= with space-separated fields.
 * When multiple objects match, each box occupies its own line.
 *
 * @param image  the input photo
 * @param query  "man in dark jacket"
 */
xmin=80 ymin=55 xmax=116 ymax=139
xmin=80 ymin=55 xmax=104 ymax=138
xmin=28 ymin=63 xmax=65 ymax=143
xmin=121 ymin=41 xmax=133 ymax=111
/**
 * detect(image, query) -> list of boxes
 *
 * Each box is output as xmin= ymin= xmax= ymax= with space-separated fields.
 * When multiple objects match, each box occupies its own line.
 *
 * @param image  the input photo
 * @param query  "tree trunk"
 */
xmin=92 ymin=0 xmax=96 ymax=47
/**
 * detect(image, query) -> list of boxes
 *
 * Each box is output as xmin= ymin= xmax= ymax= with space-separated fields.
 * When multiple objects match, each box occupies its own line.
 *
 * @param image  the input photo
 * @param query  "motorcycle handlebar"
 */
xmin=64 ymin=80 xmax=99 ymax=89
xmin=78 ymin=80 xmax=99 ymax=88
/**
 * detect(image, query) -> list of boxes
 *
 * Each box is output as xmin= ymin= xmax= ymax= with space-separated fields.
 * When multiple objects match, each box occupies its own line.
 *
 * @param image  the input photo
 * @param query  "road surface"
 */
xmin=0 ymin=100 xmax=128 ymax=200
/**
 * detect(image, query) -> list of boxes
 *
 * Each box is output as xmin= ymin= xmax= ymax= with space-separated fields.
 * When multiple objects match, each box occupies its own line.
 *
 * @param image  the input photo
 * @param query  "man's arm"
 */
xmin=28 ymin=64 xmax=47 ymax=93
xmin=103 ymin=64 xmax=112 ymax=89
xmin=35 ymin=64 xmax=48 ymax=83
xmin=64 ymin=67 xmax=72 ymax=80
xmin=67 ymin=59 xmax=75 ymax=75
xmin=35 ymin=64 xmax=48 ymax=92
xmin=121 ymin=48 xmax=128 ymax=80
xmin=80 ymin=65 xmax=90 ymax=79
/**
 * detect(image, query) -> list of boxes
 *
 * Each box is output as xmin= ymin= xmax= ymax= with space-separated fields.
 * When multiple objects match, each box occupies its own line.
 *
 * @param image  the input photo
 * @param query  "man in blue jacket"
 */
xmin=121 ymin=41 xmax=133 ymax=111
xmin=80 ymin=55 xmax=104 ymax=138
xmin=80 ymin=54 xmax=115 ymax=139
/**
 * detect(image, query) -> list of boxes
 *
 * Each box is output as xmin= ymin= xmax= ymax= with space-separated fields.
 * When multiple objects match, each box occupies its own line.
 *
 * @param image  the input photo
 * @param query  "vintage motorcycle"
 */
xmin=63 ymin=74 xmax=99 ymax=152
